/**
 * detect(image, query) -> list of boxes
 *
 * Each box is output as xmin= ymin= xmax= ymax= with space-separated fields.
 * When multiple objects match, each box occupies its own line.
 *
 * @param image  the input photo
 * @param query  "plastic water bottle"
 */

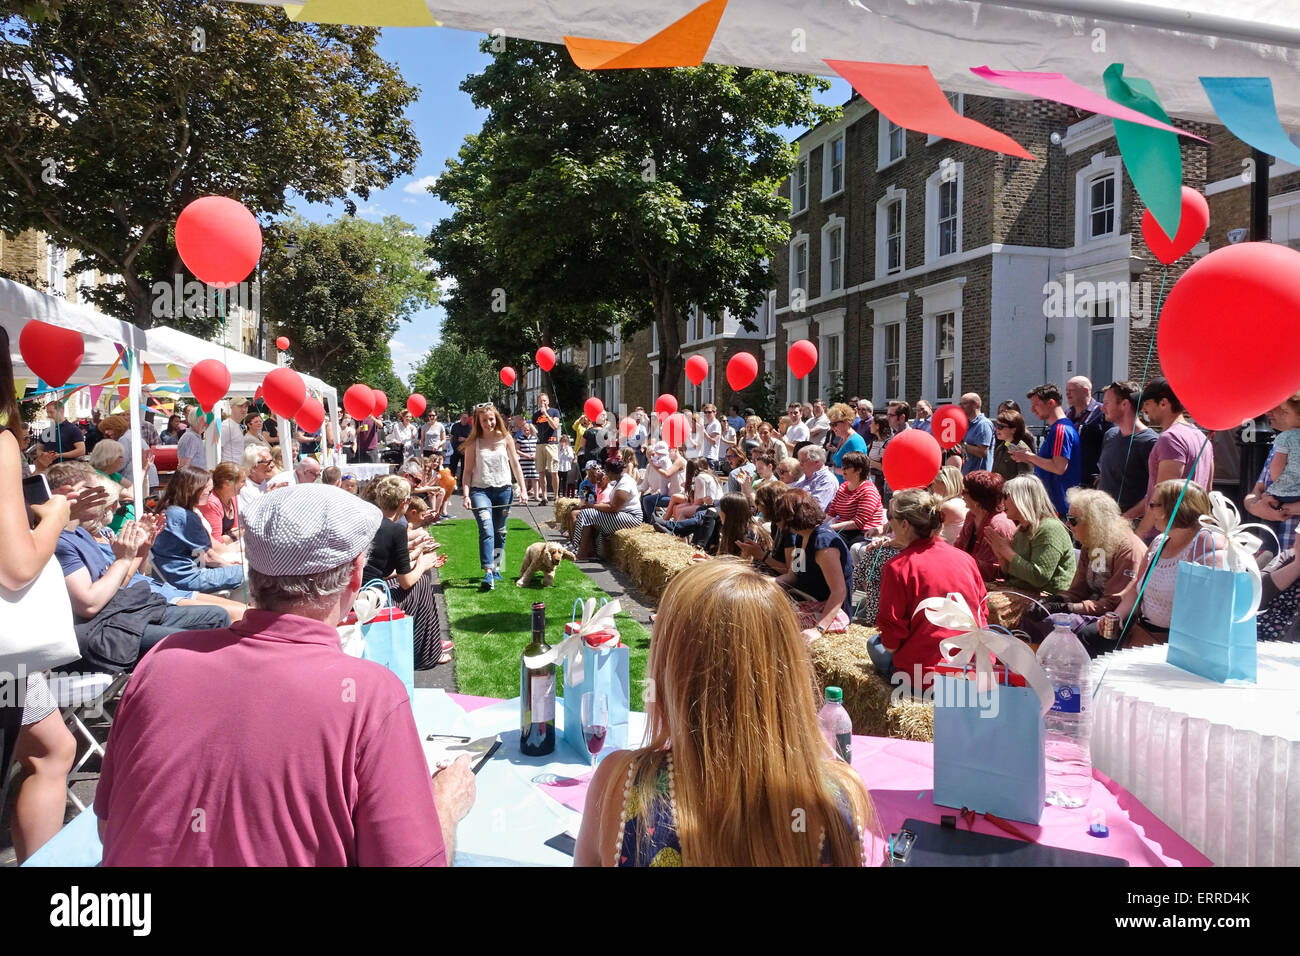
xmin=1036 ymin=614 xmax=1094 ymax=808
xmin=819 ymin=686 xmax=853 ymax=764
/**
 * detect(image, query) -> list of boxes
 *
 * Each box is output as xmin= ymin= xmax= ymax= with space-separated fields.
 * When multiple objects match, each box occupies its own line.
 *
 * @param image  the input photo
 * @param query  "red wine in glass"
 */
xmin=583 ymin=725 xmax=607 ymax=755
xmin=581 ymin=691 xmax=608 ymax=765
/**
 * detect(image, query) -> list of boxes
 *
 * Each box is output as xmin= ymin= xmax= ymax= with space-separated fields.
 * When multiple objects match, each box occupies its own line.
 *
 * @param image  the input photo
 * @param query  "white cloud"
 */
xmin=403 ymin=175 xmax=439 ymax=195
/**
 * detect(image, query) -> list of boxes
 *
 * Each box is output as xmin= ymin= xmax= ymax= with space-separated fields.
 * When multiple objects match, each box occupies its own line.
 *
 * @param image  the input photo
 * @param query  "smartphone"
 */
xmin=544 ymin=832 xmax=577 ymax=857
xmin=23 ymin=473 xmax=51 ymax=527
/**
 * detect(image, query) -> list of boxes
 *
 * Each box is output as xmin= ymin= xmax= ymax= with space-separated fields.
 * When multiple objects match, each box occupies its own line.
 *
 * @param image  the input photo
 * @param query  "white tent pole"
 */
xmin=982 ymin=0 xmax=1300 ymax=48
xmin=279 ymin=415 xmax=294 ymax=476
xmin=127 ymin=351 xmax=144 ymax=501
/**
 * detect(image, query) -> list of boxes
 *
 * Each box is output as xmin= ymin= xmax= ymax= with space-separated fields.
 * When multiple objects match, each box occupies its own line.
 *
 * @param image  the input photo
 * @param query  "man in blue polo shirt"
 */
xmin=958 ymin=393 xmax=994 ymax=474
xmin=1009 ymin=383 xmax=1081 ymax=516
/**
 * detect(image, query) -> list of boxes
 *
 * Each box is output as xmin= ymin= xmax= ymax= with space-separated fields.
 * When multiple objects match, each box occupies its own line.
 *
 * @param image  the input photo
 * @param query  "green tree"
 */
xmin=360 ymin=346 xmax=410 ymax=411
xmin=430 ymin=41 xmax=834 ymax=397
xmin=0 ymin=0 xmax=419 ymax=332
xmin=260 ymin=214 xmax=436 ymax=392
xmin=409 ymin=334 xmax=503 ymax=419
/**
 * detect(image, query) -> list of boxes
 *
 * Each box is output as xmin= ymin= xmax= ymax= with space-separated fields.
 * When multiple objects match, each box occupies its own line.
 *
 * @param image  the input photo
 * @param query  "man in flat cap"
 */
xmin=94 ymin=484 xmax=475 ymax=866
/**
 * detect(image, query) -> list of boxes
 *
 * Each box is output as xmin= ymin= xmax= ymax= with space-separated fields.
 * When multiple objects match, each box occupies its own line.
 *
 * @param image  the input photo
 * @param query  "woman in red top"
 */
xmin=825 ymin=451 xmax=883 ymax=547
xmin=952 ymin=470 xmax=1018 ymax=582
xmin=868 ymin=488 xmax=987 ymax=684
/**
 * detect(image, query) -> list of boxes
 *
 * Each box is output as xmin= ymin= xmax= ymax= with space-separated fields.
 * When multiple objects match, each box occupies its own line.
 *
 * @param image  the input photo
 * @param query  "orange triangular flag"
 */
xmin=142 ymin=362 xmax=157 ymax=385
xmin=565 ymin=0 xmax=727 ymax=70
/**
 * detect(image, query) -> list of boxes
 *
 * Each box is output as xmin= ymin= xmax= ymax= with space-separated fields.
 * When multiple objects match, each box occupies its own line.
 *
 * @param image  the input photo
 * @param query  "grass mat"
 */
xmin=430 ymin=516 xmax=651 ymax=711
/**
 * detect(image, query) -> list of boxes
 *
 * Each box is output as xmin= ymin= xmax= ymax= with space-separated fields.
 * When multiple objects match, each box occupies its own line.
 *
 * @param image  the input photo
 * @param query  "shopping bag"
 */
xmin=0 ymin=556 xmax=80 ymax=676
xmin=558 ymin=598 xmax=630 ymax=759
xmin=918 ymin=593 xmax=1054 ymax=825
xmin=339 ymin=581 xmax=415 ymax=696
xmin=1165 ymin=494 xmax=1272 ymax=684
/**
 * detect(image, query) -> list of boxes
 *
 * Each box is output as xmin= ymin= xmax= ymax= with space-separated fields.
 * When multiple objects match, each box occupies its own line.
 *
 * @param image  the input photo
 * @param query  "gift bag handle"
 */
xmin=1190 ymin=527 xmax=1219 ymax=567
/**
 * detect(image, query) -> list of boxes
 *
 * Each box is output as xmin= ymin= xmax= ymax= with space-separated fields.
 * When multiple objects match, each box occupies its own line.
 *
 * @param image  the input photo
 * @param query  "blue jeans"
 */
xmin=866 ymin=633 xmax=894 ymax=678
xmin=470 ymin=485 xmax=513 ymax=571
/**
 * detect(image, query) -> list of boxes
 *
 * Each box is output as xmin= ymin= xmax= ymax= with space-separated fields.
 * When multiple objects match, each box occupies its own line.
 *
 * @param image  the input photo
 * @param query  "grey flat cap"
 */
xmin=243 ymin=484 xmax=382 ymax=576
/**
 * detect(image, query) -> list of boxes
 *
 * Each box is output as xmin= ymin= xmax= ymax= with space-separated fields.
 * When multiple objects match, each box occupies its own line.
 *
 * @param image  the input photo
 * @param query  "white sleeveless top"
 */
xmin=471 ymin=442 xmax=512 ymax=488
xmin=1141 ymin=529 xmax=1221 ymax=628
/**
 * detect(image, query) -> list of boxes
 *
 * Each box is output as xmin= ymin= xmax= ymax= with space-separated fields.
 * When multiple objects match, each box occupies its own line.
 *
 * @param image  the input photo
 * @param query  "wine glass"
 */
xmin=581 ymin=692 xmax=609 ymax=766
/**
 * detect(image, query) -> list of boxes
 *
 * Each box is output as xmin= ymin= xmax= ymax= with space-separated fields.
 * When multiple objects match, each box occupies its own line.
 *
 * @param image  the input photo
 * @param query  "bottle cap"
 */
xmin=1088 ymin=808 xmax=1109 ymax=838
xmin=824 ymin=686 xmax=843 ymax=702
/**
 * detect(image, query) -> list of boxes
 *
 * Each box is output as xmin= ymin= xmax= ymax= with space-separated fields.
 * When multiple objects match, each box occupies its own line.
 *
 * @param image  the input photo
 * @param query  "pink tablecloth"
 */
xmin=534 ymin=731 xmax=1211 ymax=867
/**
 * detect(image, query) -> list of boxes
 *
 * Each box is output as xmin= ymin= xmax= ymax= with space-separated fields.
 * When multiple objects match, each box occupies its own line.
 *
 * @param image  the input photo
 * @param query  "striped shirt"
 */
xmin=826 ymin=479 xmax=884 ymax=532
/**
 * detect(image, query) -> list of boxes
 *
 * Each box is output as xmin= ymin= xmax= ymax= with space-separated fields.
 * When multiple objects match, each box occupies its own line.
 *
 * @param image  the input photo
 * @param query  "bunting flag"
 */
xmin=971 ymin=66 xmax=1208 ymax=141
xmin=565 ymin=0 xmax=727 ymax=70
xmin=13 ymin=377 xmax=27 ymax=399
xmin=825 ymin=60 xmax=1034 ymax=160
xmin=142 ymin=362 xmax=157 ymax=385
xmin=1104 ymin=64 xmax=1184 ymax=239
xmin=284 ymin=0 xmax=440 ymax=26
xmin=1200 ymin=77 xmax=1300 ymax=167
xmin=89 ymin=384 xmax=104 ymax=406
xmin=166 ymin=364 xmax=182 ymax=380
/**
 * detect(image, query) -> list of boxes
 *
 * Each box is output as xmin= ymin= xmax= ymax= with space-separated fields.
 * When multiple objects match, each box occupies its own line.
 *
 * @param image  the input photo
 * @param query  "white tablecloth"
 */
xmin=1091 ymin=642 xmax=1300 ymax=866
xmin=345 ymin=462 xmax=394 ymax=481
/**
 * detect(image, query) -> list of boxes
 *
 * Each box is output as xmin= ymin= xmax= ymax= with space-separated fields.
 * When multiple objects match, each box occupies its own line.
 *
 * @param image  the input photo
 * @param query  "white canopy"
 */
xmin=236 ymin=0 xmax=1300 ymax=128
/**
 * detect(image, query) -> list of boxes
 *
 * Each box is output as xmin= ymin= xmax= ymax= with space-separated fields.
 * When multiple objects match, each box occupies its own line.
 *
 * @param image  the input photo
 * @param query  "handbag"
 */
xmin=338 ymin=580 xmax=415 ymax=696
xmin=0 ymin=556 xmax=80 ymax=676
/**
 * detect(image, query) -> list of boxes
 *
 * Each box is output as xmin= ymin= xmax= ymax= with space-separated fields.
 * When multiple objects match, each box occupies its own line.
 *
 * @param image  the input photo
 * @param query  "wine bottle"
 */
xmin=520 ymin=601 xmax=556 ymax=756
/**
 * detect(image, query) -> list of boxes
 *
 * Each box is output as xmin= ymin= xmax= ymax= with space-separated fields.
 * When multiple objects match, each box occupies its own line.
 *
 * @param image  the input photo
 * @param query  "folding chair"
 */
xmin=48 ymin=671 xmax=129 ymax=812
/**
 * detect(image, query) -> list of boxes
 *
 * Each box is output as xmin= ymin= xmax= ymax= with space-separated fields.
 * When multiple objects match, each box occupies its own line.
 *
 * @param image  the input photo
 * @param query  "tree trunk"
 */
xmin=123 ymin=268 xmax=151 ymax=329
xmin=655 ymin=292 xmax=683 ymax=402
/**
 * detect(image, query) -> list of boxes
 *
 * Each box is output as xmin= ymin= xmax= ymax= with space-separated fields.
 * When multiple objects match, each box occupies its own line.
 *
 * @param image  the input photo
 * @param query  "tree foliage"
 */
xmin=429 ymin=41 xmax=834 ymax=397
xmin=260 ymin=214 xmax=436 ymax=392
xmin=0 ymin=0 xmax=420 ymax=332
xmin=409 ymin=333 xmax=504 ymax=419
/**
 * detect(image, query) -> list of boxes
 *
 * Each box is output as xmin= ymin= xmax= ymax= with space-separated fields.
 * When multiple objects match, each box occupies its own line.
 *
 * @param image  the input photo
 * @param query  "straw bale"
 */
xmin=807 ymin=624 xmax=933 ymax=742
xmin=554 ymin=498 xmax=581 ymax=536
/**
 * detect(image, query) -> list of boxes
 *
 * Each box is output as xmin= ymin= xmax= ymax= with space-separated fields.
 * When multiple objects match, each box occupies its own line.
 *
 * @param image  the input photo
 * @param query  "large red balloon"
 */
xmin=929 ymin=404 xmax=970 ymax=449
xmin=619 ymin=416 xmax=639 ymax=439
xmin=1158 ymin=242 xmax=1300 ymax=431
xmin=189 ymin=359 xmax=230 ymax=413
xmin=296 ymin=395 xmax=325 ymax=433
xmin=726 ymin=351 xmax=758 ymax=392
xmin=262 ymin=367 xmax=306 ymax=420
xmin=584 ymin=397 xmax=605 ymax=423
xmin=407 ymin=393 xmax=427 ymax=417
xmin=344 ymin=383 xmax=374 ymax=421
xmin=654 ymin=393 xmax=678 ymax=419
xmin=18 ymin=320 xmax=84 ymax=388
xmin=788 ymin=339 xmax=818 ymax=380
xmin=275 ymin=336 xmax=290 ymax=351
xmin=685 ymin=355 xmax=709 ymax=386
xmin=371 ymin=388 xmax=389 ymax=416
xmin=1142 ymin=187 xmax=1209 ymax=265
xmin=175 ymin=196 xmax=263 ymax=289
xmin=662 ymin=412 xmax=690 ymax=449
xmin=883 ymin=428 xmax=943 ymax=491
xmin=500 ymin=366 xmax=516 ymax=387
xmin=535 ymin=347 xmax=556 ymax=372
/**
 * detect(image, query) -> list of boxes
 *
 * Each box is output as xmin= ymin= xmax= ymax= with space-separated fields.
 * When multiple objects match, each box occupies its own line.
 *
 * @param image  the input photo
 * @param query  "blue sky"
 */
xmin=293 ymin=27 xmax=848 ymax=386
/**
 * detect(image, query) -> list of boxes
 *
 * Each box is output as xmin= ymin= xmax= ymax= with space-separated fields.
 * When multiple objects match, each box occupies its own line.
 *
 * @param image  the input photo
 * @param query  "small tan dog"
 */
xmin=516 ymin=541 xmax=574 ymax=588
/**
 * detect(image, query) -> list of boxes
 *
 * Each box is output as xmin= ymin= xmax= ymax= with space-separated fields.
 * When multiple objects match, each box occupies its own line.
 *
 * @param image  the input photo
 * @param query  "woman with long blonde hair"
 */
xmin=575 ymin=558 xmax=882 ymax=866
xmin=459 ymin=402 xmax=528 ymax=591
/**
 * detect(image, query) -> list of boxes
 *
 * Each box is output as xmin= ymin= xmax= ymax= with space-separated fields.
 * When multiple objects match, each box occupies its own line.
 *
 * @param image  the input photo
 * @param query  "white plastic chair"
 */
xmin=48 ymin=671 xmax=128 ymax=812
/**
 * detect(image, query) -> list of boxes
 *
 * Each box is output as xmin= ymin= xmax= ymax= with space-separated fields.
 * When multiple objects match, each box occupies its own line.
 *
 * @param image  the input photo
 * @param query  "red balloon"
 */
xmin=662 ymin=412 xmax=690 ymax=449
xmin=1158 ymin=242 xmax=1300 ymax=431
xmin=189 ymin=359 xmax=230 ymax=413
xmin=1142 ymin=187 xmax=1210 ymax=265
xmin=175 ymin=196 xmax=263 ymax=289
xmin=262 ymin=368 xmax=306 ymax=420
xmin=929 ymin=404 xmax=970 ymax=449
xmin=883 ymin=428 xmax=943 ymax=491
xmin=726 ymin=351 xmax=758 ymax=392
xmin=371 ymin=388 xmax=388 ymax=416
xmin=535 ymin=347 xmax=556 ymax=372
xmin=254 ymin=385 xmax=263 ymax=402
xmin=685 ymin=355 xmax=709 ymax=387
xmin=296 ymin=395 xmax=325 ymax=433
xmin=344 ymin=383 xmax=375 ymax=421
xmin=654 ymin=393 xmax=678 ymax=419
xmin=18 ymin=320 xmax=84 ymax=388
xmin=275 ymin=336 xmax=290 ymax=351
xmin=788 ymin=339 xmax=818 ymax=380
xmin=500 ymin=366 xmax=516 ymax=387
xmin=584 ymin=397 xmax=605 ymax=423
xmin=407 ymin=393 xmax=427 ymax=417
xmin=619 ymin=416 xmax=639 ymax=439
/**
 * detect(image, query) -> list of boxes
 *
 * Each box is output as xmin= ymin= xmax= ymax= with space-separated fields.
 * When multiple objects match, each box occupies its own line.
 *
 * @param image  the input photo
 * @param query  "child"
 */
xmin=341 ymin=474 xmax=358 ymax=495
xmin=558 ymin=435 xmax=577 ymax=497
xmin=517 ymin=421 xmax=540 ymax=502
xmin=578 ymin=461 xmax=602 ymax=505
xmin=1265 ymin=393 xmax=1300 ymax=510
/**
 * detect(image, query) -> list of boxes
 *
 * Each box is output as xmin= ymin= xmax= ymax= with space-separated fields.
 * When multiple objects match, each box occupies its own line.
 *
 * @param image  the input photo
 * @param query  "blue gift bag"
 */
xmin=345 ymin=580 xmax=415 ymax=697
xmin=1166 ymin=561 xmax=1258 ymax=683
xmin=560 ymin=599 xmax=631 ymax=760
xmin=932 ymin=675 xmax=1046 ymax=825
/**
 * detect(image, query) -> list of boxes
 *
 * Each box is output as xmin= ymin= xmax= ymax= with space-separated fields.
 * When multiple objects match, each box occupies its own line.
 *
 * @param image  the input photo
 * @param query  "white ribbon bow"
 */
xmin=1199 ymin=491 xmax=1279 ymax=622
xmin=339 ymin=586 xmax=389 ymax=658
xmin=525 ymin=598 xmax=622 ymax=686
xmin=914 ymin=592 xmax=1054 ymax=715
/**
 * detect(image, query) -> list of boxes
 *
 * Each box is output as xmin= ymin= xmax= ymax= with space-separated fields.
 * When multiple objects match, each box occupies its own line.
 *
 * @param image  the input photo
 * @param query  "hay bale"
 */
xmin=807 ymin=624 xmax=933 ymax=742
xmin=606 ymin=526 xmax=696 ymax=597
xmin=554 ymin=498 xmax=581 ymax=537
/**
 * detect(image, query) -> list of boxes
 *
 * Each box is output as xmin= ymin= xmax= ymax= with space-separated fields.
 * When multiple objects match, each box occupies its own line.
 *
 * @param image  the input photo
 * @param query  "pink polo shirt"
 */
xmin=94 ymin=610 xmax=445 ymax=867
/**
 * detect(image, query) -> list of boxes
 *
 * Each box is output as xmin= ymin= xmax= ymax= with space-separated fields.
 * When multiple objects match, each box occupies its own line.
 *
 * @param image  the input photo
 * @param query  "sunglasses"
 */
xmin=996 ymin=420 xmax=1014 ymax=428
xmin=1065 ymin=514 xmax=1080 ymax=526
xmin=473 ymin=402 xmax=495 ymax=411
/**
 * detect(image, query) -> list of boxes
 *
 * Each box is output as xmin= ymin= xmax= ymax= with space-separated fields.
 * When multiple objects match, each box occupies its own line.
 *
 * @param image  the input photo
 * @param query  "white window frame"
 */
xmin=927 ymin=93 xmax=964 ymax=144
xmin=817 ymin=311 xmax=846 ymax=403
xmin=875 ymin=187 xmax=906 ymax=279
xmin=820 ymin=215 xmax=845 ymax=296
xmin=790 ymin=156 xmax=809 ymax=216
xmin=868 ymin=292 xmax=909 ymax=407
xmin=1073 ymin=152 xmax=1123 ymax=247
xmin=789 ymin=234 xmax=809 ymax=307
xmin=878 ymin=114 xmax=906 ymax=170
xmin=1086 ymin=173 xmax=1117 ymax=242
xmin=823 ymin=133 xmax=845 ymax=200
xmin=612 ymin=326 xmax=621 ymax=360
xmin=919 ymin=277 xmax=965 ymax=405
xmin=925 ymin=162 xmax=964 ymax=263
xmin=783 ymin=318 xmax=810 ymax=406
xmin=589 ymin=341 xmax=599 ymax=366
xmin=74 ymin=260 xmax=94 ymax=305
xmin=47 ymin=243 xmax=68 ymax=295
xmin=649 ymin=362 xmax=659 ymax=403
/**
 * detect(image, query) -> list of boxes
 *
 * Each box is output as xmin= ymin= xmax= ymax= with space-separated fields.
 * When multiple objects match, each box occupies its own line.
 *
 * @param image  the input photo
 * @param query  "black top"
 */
xmin=534 ymin=409 xmax=560 ymax=444
xmin=364 ymin=517 xmax=411 ymax=583
xmin=1097 ymin=427 xmax=1159 ymax=513
xmin=787 ymin=521 xmax=854 ymax=615
xmin=1069 ymin=402 xmax=1115 ymax=488
xmin=449 ymin=421 xmax=472 ymax=453
xmin=40 ymin=421 xmax=85 ymax=455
